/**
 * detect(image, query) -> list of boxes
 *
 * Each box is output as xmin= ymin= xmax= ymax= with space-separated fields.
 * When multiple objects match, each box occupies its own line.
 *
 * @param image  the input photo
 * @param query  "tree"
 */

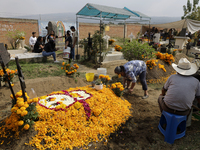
xmin=182 ymin=0 xmax=200 ymax=20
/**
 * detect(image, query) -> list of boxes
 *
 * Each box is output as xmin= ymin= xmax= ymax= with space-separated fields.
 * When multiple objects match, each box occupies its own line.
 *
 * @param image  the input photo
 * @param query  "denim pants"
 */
xmin=139 ymin=71 xmax=148 ymax=91
xmin=42 ymin=51 xmax=56 ymax=60
xmin=71 ymin=47 xmax=75 ymax=60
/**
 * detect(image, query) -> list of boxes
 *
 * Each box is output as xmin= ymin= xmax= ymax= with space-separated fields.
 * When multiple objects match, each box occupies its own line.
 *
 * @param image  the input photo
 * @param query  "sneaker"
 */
xmin=142 ymin=95 xmax=149 ymax=99
xmin=54 ymin=60 xmax=59 ymax=63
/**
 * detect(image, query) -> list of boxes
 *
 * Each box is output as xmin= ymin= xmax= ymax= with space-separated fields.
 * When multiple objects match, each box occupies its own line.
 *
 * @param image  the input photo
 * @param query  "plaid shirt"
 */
xmin=123 ymin=60 xmax=146 ymax=83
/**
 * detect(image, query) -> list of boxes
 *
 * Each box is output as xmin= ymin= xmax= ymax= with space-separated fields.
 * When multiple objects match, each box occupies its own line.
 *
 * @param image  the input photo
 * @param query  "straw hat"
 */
xmin=172 ymin=58 xmax=198 ymax=76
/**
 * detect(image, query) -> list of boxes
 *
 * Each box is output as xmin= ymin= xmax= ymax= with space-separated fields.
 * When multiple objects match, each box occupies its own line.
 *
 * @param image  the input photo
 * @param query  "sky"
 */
xmin=0 ymin=0 xmax=190 ymax=17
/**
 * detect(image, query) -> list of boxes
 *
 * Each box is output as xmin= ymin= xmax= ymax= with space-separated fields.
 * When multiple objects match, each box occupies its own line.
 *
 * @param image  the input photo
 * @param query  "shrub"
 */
xmin=121 ymin=40 xmax=155 ymax=61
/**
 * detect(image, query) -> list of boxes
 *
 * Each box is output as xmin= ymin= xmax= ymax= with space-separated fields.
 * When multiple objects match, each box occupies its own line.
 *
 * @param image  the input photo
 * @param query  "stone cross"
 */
xmin=103 ymin=35 xmax=110 ymax=49
xmin=129 ymin=33 xmax=134 ymax=42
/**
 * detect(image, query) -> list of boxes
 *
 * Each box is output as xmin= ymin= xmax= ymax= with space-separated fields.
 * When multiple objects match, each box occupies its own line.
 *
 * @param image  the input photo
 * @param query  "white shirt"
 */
xmin=29 ymin=36 xmax=37 ymax=46
xmin=72 ymin=30 xmax=78 ymax=45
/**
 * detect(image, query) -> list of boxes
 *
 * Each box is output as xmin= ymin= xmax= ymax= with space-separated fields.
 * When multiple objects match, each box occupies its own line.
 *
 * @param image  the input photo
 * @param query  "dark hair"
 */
xmin=67 ymin=30 xmax=70 ymax=35
xmin=70 ymin=26 xmax=75 ymax=30
xmin=37 ymin=36 xmax=43 ymax=42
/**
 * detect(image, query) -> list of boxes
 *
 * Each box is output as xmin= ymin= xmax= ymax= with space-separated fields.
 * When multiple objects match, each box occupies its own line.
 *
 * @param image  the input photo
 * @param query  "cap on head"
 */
xmin=114 ymin=66 xmax=121 ymax=74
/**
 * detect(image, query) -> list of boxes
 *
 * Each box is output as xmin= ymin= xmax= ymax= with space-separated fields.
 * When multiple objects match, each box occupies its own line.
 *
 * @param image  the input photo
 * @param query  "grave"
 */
xmin=103 ymin=51 xmax=125 ymax=62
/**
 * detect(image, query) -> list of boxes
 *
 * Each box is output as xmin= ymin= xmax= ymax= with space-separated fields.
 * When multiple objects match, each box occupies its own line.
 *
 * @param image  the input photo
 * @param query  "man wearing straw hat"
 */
xmin=158 ymin=58 xmax=200 ymax=116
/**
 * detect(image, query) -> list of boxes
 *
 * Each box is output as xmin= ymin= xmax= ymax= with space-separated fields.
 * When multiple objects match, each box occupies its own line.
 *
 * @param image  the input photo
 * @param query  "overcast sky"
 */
xmin=0 ymin=0 xmax=190 ymax=17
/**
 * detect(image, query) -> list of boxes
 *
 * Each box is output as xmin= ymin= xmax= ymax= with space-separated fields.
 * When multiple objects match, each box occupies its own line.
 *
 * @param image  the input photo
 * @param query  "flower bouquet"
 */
xmin=0 ymin=68 xmax=17 ymax=85
xmin=109 ymin=39 xmax=115 ymax=45
xmin=98 ymin=74 xmax=111 ymax=87
xmin=111 ymin=82 xmax=124 ymax=97
xmin=115 ymin=45 xmax=122 ymax=51
xmin=61 ymin=62 xmax=80 ymax=82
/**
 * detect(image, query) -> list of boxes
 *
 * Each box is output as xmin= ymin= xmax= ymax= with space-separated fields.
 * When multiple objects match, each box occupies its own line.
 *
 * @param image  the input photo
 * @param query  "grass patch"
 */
xmin=7 ymin=60 xmax=65 ymax=80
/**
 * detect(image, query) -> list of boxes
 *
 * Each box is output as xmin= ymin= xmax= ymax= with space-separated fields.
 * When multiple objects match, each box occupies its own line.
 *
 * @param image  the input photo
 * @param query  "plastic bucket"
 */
xmin=97 ymin=68 xmax=107 ymax=75
xmin=85 ymin=73 xmax=94 ymax=82
xmin=63 ymin=47 xmax=71 ymax=59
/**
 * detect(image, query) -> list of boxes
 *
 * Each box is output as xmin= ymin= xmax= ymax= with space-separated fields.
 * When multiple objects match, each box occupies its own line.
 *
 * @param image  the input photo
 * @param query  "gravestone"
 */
xmin=0 ymin=43 xmax=17 ymax=101
xmin=0 ymin=43 xmax=10 ymax=65
xmin=48 ymin=21 xmax=57 ymax=36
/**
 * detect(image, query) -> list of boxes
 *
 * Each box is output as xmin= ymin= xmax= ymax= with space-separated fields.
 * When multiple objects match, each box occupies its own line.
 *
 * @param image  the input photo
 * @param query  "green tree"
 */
xmin=182 ymin=0 xmax=200 ymax=20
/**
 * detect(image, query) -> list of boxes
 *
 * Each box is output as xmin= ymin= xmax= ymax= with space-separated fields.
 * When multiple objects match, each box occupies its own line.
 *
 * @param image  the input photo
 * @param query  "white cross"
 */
xmin=129 ymin=33 xmax=135 ymax=42
xmin=103 ymin=35 xmax=110 ymax=49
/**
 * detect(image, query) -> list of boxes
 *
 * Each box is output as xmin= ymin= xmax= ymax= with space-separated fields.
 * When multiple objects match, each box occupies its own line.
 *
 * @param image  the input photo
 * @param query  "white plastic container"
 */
xmin=97 ymin=68 xmax=107 ymax=75
xmin=63 ymin=47 xmax=71 ymax=59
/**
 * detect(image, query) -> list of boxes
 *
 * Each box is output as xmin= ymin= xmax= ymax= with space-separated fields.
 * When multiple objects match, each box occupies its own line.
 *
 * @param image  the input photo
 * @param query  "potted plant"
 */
xmin=94 ymin=79 xmax=103 ymax=90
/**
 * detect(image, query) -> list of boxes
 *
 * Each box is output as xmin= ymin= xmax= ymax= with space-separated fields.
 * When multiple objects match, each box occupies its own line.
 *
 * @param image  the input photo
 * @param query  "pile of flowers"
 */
xmin=25 ymin=86 xmax=131 ymax=149
xmin=0 ymin=90 xmax=39 ymax=142
xmin=115 ymin=45 xmax=122 ymax=51
xmin=0 ymin=68 xmax=17 ymax=83
xmin=111 ymin=82 xmax=124 ymax=97
xmin=155 ymin=52 xmax=175 ymax=65
xmin=146 ymin=59 xmax=158 ymax=70
xmin=109 ymin=39 xmax=115 ymax=45
xmin=61 ymin=62 xmax=79 ymax=75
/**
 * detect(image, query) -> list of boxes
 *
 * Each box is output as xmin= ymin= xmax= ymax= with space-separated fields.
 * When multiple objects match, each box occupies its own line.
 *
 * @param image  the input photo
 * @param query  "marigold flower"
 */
xmin=18 ymin=120 xmax=24 ymax=126
xmin=23 ymin=124 xmax=30 ymax=130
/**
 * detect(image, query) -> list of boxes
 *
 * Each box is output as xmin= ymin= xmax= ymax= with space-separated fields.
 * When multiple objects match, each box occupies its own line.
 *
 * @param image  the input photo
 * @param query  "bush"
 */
xmin=121 ymin=40 xmax=155 ymax=61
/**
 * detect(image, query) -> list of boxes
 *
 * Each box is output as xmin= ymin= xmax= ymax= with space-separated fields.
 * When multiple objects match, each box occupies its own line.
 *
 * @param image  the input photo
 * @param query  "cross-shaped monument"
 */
xmin=129 ymin=33 xmax=135 ymax=42
xmin=103 ymin=35 xmax=110 ymax=49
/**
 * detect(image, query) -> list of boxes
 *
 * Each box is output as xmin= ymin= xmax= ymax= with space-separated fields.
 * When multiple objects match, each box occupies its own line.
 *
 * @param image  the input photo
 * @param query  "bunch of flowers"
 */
xmin=99 ymin=74 xmax=111 ymax=86
xmin=111 ymin=82 xmax=124 ymax=97
xmin=61 ymin=62 xmax=79 ymax=75
xmin=153 ymin=43 xmax=161 ymax=49
xmin=146 ymin=59 xmax=158 ymax=70
xmin=0 ymin=68 xmax=17 ymax=82
xmin=172 ymin=49 xmax=178 ymax=56
xmin=158 ymin=64 xmax=166 ymax=72
xmin=0 ymin=90 xmax=39 ymax=140
xmin=109 ymin=39 xmax=115 ymax=45
xmin=115 ymin=45 xmax=122 ymax=51
xmin=17 ymin=31 xmax=26 ymax=40
xmin=155 ymin=52 xmax=175 ymax=65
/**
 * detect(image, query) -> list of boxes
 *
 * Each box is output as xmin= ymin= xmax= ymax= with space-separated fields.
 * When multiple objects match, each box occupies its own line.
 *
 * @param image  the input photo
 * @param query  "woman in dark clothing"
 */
xmin=33 ymin=36 xmax=44 ymax=53
xmin=42 ymin=37 xmax=59 ymax=63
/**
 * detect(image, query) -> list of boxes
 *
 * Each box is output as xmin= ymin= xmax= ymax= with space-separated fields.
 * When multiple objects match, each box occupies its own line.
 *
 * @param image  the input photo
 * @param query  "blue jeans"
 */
xmin=42 ymin=51 xmax=56 ymax=61
xmin=71 ymin=47 xmax=75 ymax=60
xmin=139 ymin=71 xmax=148 ymax=91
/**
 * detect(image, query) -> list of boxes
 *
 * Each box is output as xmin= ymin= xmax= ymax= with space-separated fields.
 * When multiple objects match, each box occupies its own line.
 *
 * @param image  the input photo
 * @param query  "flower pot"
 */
xmin=19 ymin=39 xmax=26 ymax=50
xmin=94 ymin=84 xmax=103 ymax=91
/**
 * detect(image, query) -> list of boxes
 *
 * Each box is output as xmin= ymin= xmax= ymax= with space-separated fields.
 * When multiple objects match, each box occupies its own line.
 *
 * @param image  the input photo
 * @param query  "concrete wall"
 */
xmin=79 ymin=22 xmax=142 ymax=39
xmin=0 ymin=18 xmax=39 ymax=48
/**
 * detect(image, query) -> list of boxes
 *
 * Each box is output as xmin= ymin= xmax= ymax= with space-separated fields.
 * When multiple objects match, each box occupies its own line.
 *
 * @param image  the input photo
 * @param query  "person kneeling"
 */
xmin=43 ymin=39 xmax=59 ymax=63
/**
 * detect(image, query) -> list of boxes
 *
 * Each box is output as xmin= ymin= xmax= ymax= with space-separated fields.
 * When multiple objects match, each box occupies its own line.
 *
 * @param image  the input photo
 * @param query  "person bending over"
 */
xmin=114 ymin=60 xmax=149 ymax=99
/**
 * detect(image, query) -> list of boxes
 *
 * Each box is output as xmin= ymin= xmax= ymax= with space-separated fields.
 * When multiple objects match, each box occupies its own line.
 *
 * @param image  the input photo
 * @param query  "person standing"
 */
xmin=114 ymin=60 xmax=149 ymax=99
xmin=29 ymin=32 xmax=37 ymax=52
xmin=70 ymin=26 xmax=78 ymax=61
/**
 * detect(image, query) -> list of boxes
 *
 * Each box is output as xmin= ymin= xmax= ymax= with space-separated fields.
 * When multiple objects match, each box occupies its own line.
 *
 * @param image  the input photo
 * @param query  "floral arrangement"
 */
xmin=146 ymin=59 xmax=158 ymax=70
xmin=99 ymin=74 xmax=111 ymax=86
xmin=0 ymin=68 xmax=17 ymax=83
xmin=0 ymin=90 xmax=39 ymax=142
xmin=155 ymin=52 xmax=175 ymax=65
xmin=17 ymin=31 xmax=26 ymax=40
xmin=0 ymin=86 xmax=133 ymax=149
xmin=111 ymin=82 xmax=124 ymax=97
xmin=61 ymin=62 xmax=79 ymax=75
xmin=115 ymin=45 xmax=122 ymax=51
xmin=153 ymin=43 xmax=161 ymax=49
xmin=172 ymin=49 xmax=178 ymax=56
xmin=109 ymin=39 xmax=115 ymax=45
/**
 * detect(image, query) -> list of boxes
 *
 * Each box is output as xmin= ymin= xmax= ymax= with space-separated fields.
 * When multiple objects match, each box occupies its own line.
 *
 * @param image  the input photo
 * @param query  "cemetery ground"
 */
xmin=0 ymin=51 xmax=200 ymax=150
